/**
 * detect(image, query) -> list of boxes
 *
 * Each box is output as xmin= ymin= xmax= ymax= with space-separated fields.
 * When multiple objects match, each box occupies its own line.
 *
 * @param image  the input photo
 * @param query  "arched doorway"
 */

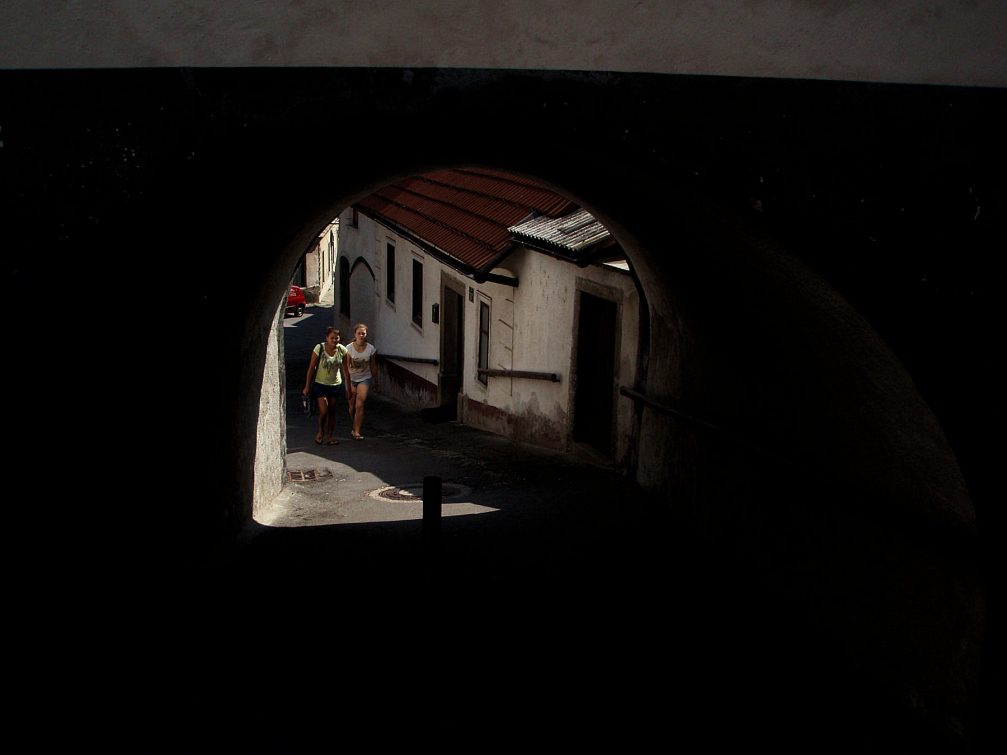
xmin=347 ymin=256 xmax=375 ymax=333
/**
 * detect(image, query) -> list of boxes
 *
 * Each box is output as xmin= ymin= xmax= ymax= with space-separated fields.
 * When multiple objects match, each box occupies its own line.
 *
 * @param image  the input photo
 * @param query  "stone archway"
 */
xmin=248 ymin=145 xmax=980 ymax=743
xmin=6 ymin=67 xmax=990 ymax=751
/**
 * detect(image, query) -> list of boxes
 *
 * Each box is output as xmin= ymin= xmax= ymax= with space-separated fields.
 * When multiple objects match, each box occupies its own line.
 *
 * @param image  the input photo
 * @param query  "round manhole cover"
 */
xmin=368 ymin=483 xmax=470 ymax=503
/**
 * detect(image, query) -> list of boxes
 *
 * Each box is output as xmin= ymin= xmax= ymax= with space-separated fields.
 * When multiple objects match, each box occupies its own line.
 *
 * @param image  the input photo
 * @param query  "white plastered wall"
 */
xmin=339 ymin=213 xmax=640 ymax=456
xmin=463 ymin=248 xmax=639 ymax=456
xmin=364 ymin=224 xmax=442 ymax=389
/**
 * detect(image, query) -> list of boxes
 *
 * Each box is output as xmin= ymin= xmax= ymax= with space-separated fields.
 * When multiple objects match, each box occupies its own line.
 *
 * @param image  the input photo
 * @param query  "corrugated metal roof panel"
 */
xmin=508 ymin=208 xmax=611 ymax=253
xmin=356 ymin=195 xmax=501 ymax=270
xmin=372 ymin=184 xmax=516 ymax=249
xmin=354 ymin=168 xmax=578 ymax=271
xmin=422 ymin=168 xmax=577 ymax=217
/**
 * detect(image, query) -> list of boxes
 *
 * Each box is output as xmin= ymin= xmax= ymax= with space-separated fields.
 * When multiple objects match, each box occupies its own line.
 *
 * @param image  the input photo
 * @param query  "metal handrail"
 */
xmin=378 ymin=354 xmax=439 ymax=365
xmin=478 ymin=368 xmax=560 ymax=383
xmin=618 ymin=385 xmax=792 ymax=465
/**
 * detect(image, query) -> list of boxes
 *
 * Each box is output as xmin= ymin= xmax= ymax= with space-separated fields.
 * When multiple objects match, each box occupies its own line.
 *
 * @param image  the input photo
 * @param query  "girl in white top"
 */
xmin=343 ymin=322 xmax=380 ymax=440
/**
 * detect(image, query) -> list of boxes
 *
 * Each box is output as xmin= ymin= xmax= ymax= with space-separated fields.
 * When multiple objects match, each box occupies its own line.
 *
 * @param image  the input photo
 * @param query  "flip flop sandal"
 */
xmin=327 ymin=438 xmax=340 ymax=445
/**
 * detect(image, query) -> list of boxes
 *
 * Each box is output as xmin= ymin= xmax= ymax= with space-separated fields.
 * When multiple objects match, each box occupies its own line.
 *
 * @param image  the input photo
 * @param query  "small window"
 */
xmin=339 ymin=257 xmax=350 ymax=317
xmin=386 ymin=243 xmax=396 ymax=303
xmin=412 ymin=259 xmax=423 ymax=327
xmin=350 ymin=208 xmax=359 ymax=228
xmin=478 ymin=300 xmax=490 ymax=385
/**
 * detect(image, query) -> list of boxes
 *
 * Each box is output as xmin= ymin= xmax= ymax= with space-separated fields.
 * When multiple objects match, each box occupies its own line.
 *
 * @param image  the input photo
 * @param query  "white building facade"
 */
xmin=299 ymin=219 xmax=338 ymax=300
xmin=335 ymin=191 xmax=641 ymax=468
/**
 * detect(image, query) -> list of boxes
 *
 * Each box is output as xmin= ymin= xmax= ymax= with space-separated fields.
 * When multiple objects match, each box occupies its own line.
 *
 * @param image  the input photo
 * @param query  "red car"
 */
xmin=286 ymin=284 xmax=306 ymax=317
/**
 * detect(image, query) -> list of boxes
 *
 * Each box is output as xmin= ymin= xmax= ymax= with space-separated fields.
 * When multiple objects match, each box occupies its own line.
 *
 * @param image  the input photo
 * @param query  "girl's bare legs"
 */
xmin=351 ymin=383 xmax=370 ymax=438
xmin=315 ymin=396 xmax=328 ymax=443
xmin=324 ymin=397 xmax=338 ymax=442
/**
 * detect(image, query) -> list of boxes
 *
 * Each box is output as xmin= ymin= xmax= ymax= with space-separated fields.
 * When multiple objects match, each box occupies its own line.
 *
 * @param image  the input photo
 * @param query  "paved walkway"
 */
xmin=263 ymin=387 xmax=630 ymax=525
xmin=250 ymin=383 xmax=662 ymax=588
xmin=157 ymin=295 xmax=858 ymax=752
xmin=252 ymin=292 xmax=668 ymax=589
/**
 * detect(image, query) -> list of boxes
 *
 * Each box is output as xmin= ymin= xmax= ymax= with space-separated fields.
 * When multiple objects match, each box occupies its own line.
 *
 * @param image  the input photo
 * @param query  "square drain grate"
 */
xmin=287 ymin=469 xmax=331 ymax=482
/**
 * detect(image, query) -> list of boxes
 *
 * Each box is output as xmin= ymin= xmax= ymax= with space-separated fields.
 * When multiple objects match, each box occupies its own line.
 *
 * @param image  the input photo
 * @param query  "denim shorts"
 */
xmin=352 ymin=377 xmax=373 ymax=388
xmin=311 ymin=382 xmax=344 ymax=400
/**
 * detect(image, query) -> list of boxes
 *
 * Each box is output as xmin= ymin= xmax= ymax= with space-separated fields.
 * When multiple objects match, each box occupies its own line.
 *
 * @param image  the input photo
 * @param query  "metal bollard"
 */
xmin=423 ymin=475 xmax=442 ymax=547
xmin=423 ymin=476 xmax=442 ymax=579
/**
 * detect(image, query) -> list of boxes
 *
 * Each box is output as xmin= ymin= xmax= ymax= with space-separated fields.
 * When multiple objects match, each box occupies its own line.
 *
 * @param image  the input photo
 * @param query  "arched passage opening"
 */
xmin=262 ymin=167 xmax=652 ymax=521
xmin=3 ymin=64 xmax=997 ymax=753
xmin=153 ymin=69 xmax=989 ymax=751
xmin=240 ymin=158 xmax=979 ymax=749
xmin=252 ymin=156 xmax=975 ymax=526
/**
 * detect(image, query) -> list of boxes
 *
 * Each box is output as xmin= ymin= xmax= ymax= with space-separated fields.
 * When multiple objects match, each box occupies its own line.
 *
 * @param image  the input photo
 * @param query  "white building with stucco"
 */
xmin=335 ymin=168 xmax=642 ymax=466
xmin=296 ymin=218 xmax=338 ymax=301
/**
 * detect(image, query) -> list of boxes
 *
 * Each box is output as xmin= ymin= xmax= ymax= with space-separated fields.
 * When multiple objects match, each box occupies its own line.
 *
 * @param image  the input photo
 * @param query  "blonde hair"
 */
xmin=353 ymin=323 xmax=369 ymax=337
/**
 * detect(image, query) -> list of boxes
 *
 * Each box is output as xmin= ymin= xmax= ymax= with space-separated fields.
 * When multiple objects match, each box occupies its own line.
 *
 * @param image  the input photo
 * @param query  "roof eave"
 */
xmin=510 ymin=234 xmax=620 ymax=267
xmin=355 ymin=205 xmax=519 ymax=286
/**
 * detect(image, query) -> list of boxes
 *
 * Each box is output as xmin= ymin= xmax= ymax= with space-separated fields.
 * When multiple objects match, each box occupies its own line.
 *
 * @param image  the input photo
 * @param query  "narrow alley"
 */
xmin=247 ymin=288 xmax=675 ymax=596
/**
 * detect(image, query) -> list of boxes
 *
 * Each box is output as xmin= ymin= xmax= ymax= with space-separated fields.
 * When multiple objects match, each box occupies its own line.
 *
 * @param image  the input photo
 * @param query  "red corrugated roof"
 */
xmin=355 ymin=168 xmax=577 ymax=271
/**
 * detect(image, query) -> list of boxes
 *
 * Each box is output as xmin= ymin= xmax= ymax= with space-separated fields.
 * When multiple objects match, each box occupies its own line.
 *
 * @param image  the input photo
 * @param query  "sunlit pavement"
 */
xmin=261 ymin=389 xmax=622 ymax=527
xmin=247 ymin=386 xmax=660 ymax=587
xmin=259 ymin=392 xmax=504 ymax=527
xmin=258 ymin=290 xmax=663 ymax=586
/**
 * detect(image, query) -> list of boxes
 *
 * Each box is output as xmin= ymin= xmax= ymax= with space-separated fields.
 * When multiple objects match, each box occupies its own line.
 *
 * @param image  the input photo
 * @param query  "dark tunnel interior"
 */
xmin=2 ymin=68 xmax=1003 ymax=752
